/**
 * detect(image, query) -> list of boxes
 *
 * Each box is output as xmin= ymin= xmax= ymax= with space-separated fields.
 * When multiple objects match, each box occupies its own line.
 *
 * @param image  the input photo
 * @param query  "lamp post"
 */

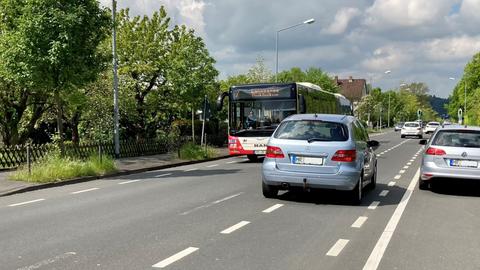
xmin=275 ymin=18 xmax=315 ymax=82
xmin=384 ymin=70 xmax=392 ymax=128
xmin=112 ymin=0 xmax=120 ymax=158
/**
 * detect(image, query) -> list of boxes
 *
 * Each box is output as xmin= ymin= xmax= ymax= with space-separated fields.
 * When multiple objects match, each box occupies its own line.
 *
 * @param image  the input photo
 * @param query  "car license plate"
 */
xmin=449 ymin=159 xmax=478 ymax=168
xmin=291 ymin=155 xmax=324 ymax=165
xmin=254 ymin=150 xmax=266 ymax=155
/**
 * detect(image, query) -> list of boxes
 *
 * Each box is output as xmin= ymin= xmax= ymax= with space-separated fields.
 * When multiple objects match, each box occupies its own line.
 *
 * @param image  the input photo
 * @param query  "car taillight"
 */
xmin=332 ymin=150 xmax=356 ymax=162
xmin=425 ymin=147 xmax=446 ymax=156
xmin=266 ymin=146 xmax=284 ymax=158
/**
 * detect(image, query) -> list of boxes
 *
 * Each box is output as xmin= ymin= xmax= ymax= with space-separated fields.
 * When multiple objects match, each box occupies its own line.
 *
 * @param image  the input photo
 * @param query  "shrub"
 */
xmin=9 ymin=154 xmax=116 ymax=183
xmin=178 ymin=142 xmax=217 ymax=160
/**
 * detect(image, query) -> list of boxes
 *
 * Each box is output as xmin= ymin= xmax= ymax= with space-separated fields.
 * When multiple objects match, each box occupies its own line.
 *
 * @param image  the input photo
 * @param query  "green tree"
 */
xmin=0 ymin=0 xmax=111 ymax=150
xmin=277 ymin=67 xmax=338 ymax=92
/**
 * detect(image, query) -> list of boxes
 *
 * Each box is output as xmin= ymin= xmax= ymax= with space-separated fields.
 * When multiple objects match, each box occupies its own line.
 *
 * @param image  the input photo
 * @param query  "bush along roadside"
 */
xmin=9 ymin=154 xmax=117 ymax=183
xmin=178 ymin=142 xmax=217 ymax=160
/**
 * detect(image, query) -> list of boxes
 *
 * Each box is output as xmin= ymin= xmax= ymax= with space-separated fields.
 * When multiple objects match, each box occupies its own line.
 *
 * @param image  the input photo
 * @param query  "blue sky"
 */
xmin=101 ymin=0 xmax=480 ymax=98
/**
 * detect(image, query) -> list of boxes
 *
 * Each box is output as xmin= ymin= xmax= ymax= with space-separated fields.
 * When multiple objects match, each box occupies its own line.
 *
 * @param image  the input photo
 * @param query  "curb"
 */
xmin=0 ymin=154 xmax=232 ymax=197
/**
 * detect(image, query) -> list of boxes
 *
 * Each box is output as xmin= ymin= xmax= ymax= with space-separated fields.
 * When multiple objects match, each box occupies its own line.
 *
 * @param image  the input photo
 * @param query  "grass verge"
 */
xmin=178 ymin=142 xmax=217 ymax=160
xmin=9 ymin=154 xmax=117 ymax=183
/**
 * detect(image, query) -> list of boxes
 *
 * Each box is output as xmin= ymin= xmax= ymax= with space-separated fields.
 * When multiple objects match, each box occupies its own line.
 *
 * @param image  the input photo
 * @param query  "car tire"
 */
xmin=418 ymin=135 xmax=423 ymax=139
xmin=419 ymin=179 xmax=430 ymax=190
xmin=350 ymin=174 xmax=363 ymax=205
xmin=247 ymin=154 xmax=258 ymax=162
xmin=401 ymin=135 xmax=405 ymax=138
xmin=262 ymin=181 xmax=278 ymax=198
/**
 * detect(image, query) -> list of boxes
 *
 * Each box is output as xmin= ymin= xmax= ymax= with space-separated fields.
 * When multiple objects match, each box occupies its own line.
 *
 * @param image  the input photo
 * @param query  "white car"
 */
xmin=401 ymin=121 xmax=423 ymax=138
xmin=424 ymin=121 xmax=440 ymax=134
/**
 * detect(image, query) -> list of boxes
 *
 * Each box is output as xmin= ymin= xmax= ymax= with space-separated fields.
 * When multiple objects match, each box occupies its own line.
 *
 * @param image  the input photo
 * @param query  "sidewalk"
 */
xmin=0 ymin=148 xmax=229 ymax=197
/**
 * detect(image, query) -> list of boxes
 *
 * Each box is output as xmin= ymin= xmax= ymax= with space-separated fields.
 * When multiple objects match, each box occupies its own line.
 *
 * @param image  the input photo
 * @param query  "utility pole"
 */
xmin=464 ymin=81 xmax=467 ymax=125
xmin=112 ymin=0 xmax=120 ymax=158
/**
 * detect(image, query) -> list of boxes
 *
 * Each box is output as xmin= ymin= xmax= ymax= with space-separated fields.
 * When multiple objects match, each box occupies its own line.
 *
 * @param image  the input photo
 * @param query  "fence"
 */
xmin=0 ymin=135 xmax=226 ymax=169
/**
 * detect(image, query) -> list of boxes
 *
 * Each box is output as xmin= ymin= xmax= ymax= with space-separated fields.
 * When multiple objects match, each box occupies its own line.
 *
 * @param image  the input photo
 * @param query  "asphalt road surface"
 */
xmin=1 ymin=131 xmax=479 ymax=270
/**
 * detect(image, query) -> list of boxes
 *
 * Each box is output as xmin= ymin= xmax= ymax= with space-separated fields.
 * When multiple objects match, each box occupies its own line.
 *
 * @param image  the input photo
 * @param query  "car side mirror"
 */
xmin=367 ymin=140 xmax=379 ymax=148
xmin=419 ymin=139 xmax=427 ymax=145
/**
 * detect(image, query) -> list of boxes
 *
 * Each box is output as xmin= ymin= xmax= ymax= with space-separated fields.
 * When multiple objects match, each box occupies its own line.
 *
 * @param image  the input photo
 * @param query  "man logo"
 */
xmin=461 ymin=152 xmax=468 ymax=158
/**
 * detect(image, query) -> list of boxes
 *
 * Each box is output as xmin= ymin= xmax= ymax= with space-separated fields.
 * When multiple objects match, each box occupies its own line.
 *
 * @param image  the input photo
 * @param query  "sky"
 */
xmin=100 ymin=0 xmax=480 ymax=98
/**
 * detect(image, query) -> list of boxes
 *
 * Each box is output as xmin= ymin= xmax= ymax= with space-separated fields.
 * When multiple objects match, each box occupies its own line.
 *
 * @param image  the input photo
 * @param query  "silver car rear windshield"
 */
xmin=404 ymin=123 xmax=419 ymax=127
xmin=432 ymin=130 xmax=480 ymax=148
xmin=273 ymin=120 xmax=348 ymax=141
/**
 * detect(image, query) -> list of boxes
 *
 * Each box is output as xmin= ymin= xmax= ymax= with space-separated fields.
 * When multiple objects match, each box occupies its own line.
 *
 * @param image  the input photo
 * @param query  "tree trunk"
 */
xmin=191 ymin=107 xmax=195 ymax=143
xmin=54 ymin=89 xmax=65 ymax=155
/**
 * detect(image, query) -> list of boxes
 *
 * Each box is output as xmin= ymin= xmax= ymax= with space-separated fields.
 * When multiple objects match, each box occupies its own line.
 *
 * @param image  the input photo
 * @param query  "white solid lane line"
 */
xmin=118 ymin=180 xmax=141 ymax=185
xmin=351 ymin=216 xmax=368 ymax=228
xmin=70 ymin=188 xmax=99 ymax=194
xmin=362 ymin=169 xmax=420 ymax=270
xmin=156 ymin=173 xmax=172 ymax=177
xmin=8 ymin=198 xmax=45 ymax=207
xmin=206 ymin=164 xmax=219 ymax=168
xmin=220 ymin=221 xmax=250 ymax=234
xmin=388 ymin=181 xmax=396 ymax=187
xmin=326 ymin=239 xmax=350 ymax=256
xmin=394 ymin=175 xmax=401 ymax=180
xmin=368 ymin=201 xmax=380 ymax=210
xmin=262 ymin=204 xmax=284 ymax=213
xmin=152 ymin=247 xmax=199 ymax=268
xmin=184 ymin=168 xmax=198 ymax=172
xmin=379 ymin=190 xmax=389 ymax=197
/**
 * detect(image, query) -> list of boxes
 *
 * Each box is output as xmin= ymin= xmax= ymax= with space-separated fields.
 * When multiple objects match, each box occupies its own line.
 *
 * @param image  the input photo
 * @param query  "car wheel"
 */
xmin=350 ymin=174 xmax=363 ymax=205
xmin=419 ymin=179 xmax=430 ymax=190
xmin=401 ymin=135 xmax=405 ymax=138
xmin=368 ymin=164 xmax=377 ymax=190
xmin=247 ymin=154 xmax=258 ymax=162
xmin=418 ymin=135 xmax=423 ymax=139
xmin=262 ymin=181 xmax=278 ymax=198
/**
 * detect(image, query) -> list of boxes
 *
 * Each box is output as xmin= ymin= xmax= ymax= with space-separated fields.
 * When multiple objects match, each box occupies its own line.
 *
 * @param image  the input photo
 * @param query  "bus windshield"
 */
xmin=231 ymin=100 xmax=296 ymax=136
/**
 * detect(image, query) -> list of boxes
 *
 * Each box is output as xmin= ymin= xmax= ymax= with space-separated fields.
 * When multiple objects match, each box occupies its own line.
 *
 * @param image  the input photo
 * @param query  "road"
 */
xmin=1 ymin=131 xmax=479 ymax=270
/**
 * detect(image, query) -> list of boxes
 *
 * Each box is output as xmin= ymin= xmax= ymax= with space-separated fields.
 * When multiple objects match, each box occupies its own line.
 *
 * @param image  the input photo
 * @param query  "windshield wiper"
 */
xmin=307 ymin=138 xmax=330 ymax=143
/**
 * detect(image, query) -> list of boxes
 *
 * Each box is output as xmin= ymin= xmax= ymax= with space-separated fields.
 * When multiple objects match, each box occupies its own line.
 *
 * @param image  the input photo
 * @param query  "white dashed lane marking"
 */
xmin=118 ymin=180 xmax=140 ymax=185
xmin=156 ymin=173 xmax=172 ymax=177
xmin=262 ymin=204 xmax=284 ymax=213
xmin=8 ymin=198 xmax=45 ymax=207
xmin=399 ymin=170 xmax=406 ymax=174
xmin=388 ymin=181 xmax=396 ymax=187
xmin=206 ymin=164 xmax=219 ymax=168
xmin=70 ymin=188 xmax=99 ymax=194
xmin=351 ymin=216 xmax=368 ymax=228
xmin=368 ymin=201 xmax=380 ymax=210
xmin=379 ymin=190 xmax=389 ymax=197
xmin=184 ymin=168 xmax=198 ymax=172
xmin=394 ymin=175 xmax=401 ymax=180
xmin=221 ymin=221 xmax=250 ymax=234
xmin=152 ymin=247 xmax=199 ymax=268
xmin=326 ymin=239 xmax=350 ymax=256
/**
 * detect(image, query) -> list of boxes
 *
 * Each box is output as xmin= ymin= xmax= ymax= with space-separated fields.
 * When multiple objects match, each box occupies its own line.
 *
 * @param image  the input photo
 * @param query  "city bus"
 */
xmin=216 ymin=82 xmax=352 ymax=161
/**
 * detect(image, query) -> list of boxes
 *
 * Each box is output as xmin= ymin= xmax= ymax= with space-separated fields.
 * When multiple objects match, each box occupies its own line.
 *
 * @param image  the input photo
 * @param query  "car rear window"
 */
xmin=428 ymin=122 xmax=439 ymax=126
xmin=404 ymin=123 xmax=419 ymax=127
xmin=432 ymin=130 xmax=480 ymax=148
xmin=274 ymin=120 xmax=348 ymax=141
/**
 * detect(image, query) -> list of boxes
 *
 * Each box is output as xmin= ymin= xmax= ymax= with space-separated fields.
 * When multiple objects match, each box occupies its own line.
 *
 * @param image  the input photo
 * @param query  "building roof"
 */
xmin=335 ymin=76 xmax=367 ymax=102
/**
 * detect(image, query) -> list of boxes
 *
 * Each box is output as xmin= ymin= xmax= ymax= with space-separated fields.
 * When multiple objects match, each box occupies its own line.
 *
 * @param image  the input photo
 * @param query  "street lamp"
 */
xmin=112 ymin=0 xmax=120 ymax=158
xmin=275 ymin=18 xmax=315 ymax=82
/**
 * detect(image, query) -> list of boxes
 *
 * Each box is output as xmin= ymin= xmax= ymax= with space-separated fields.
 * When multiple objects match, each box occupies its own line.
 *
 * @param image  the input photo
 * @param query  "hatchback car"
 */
xmin=401 ymin=121 xmax=423 ymax=138
xmin=394 ymin=122 xmax=405 ymax=132
xmin=419 ymin=125 xmax=480 ymax=190
xmin=261 ymin=114 xmax=379 ymax=204
xmin=424 ymin=121 xmax=440 ymax=134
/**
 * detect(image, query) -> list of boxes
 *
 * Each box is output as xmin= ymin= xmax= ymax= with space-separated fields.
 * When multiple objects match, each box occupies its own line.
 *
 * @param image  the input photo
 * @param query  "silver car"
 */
xmin=262 ymin=114 xmax=379 ymax=204
xmin=419 ymin=125 xmax=480 ymax=190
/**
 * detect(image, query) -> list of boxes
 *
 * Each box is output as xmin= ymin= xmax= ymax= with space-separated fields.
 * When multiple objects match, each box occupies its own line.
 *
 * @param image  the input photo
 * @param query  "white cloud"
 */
xmin=423 ymin=35 xmax=480 ymax=61
xmin=364 ymin=0 xmax=453 ymax=29
xmin=165 ymin=0 xmax=207 ymax=36
xmin=323 ymin=7 xmax=360 ymax=34
xmin=361 ymin=45 xmax=412 ymax=72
